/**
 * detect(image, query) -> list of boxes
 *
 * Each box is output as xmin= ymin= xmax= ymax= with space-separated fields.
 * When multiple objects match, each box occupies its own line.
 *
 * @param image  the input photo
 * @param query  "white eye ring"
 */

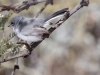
xmin=11 ymin=24 xmax=14 ymax=26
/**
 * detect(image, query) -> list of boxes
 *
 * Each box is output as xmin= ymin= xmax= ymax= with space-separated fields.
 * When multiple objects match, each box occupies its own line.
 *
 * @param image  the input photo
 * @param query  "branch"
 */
xmin=0 ymin=49 xmax=29 ymax=63
xmin=34 ymin=0 xmax=49 ymax=18
xmin=0 ymin=0 xmax=89 ymax=63
xmin=70 ymin=0 xmax=89 ymax=16
xmin=34 ymin=0 xmax=54 ymax=18
xmin=0 ymin=0 xmax=53 ymax=13
xmin=11 ymin=58 xmax=19 ymax=75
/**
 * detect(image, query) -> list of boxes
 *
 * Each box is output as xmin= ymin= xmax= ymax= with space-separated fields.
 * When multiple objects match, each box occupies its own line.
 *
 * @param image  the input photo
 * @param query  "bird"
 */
xmin=8 ymin=8 xmax=68 ymax=45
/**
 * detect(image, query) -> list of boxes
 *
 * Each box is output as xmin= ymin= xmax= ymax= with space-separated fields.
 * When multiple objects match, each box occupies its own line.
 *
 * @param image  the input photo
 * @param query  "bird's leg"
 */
xmin=42 ymin=33 xmax=50 ymax=38
xmin=17 ymin=41 xmax=32 ymax=57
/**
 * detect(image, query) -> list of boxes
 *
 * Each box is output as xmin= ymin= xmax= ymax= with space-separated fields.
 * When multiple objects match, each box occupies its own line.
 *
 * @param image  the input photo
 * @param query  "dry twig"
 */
xmin=34 ymin=0 xmax=50 ymax=18
xmin=0 ymin=0 xmax=53 ymax=13
xmin=11 ymin=48 xmax=19 ymax=75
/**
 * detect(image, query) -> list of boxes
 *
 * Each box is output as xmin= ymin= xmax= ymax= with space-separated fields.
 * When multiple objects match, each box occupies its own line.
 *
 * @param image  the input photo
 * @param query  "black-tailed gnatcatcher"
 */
xmin=8 ymin=8 xmax=68 ymax=44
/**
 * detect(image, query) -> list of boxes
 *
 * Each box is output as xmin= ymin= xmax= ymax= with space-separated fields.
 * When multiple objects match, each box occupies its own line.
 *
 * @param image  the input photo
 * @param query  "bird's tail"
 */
xmin=44 ymin=8 xmax=68 ymax=22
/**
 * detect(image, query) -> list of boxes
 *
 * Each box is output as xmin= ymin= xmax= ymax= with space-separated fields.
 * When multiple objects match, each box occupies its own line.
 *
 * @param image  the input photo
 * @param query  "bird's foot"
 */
xmin=17 ymin=40 xmax=32 ymax=58
xmin=24 ymin=47 xmax=32 ymax=58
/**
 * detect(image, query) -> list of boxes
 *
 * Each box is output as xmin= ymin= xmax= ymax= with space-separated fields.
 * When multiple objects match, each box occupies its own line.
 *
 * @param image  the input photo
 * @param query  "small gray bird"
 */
xmin=8 ymin=8 xmax=68 ymax=44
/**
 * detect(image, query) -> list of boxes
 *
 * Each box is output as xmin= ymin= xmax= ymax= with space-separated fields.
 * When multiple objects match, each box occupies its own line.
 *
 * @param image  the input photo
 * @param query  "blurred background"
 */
xmin=0 ymin=0 xmax=100 ymax=75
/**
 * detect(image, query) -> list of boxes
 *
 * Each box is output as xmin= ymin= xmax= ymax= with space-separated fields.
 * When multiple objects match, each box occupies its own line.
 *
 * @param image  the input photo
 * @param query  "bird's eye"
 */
xmin=11 ymin=22 xmax=14 ymax=26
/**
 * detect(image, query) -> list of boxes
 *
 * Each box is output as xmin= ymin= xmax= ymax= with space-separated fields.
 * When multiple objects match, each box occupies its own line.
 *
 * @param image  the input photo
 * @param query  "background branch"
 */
xmin=34 ymin=0 xmax=51 ymax=18
xmin=0 ymin=0 xmax=53 ymax=13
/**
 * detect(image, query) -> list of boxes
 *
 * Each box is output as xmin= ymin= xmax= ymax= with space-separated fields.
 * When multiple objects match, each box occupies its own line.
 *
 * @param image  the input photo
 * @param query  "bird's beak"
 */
xmin=8 ymin=25 xmax=11 ymax=27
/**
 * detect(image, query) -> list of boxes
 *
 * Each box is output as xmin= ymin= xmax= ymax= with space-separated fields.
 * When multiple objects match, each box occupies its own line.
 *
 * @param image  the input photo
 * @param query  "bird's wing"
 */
xmin=20 ymin=24 xmax=33 ymax=35
xmin=20 ymin=25 xmax=49 ymax=36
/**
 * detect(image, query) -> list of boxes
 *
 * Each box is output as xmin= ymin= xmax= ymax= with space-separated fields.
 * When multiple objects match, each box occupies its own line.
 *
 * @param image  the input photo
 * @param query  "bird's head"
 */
xmin=8 ymin=16 xmax=25 ymax=30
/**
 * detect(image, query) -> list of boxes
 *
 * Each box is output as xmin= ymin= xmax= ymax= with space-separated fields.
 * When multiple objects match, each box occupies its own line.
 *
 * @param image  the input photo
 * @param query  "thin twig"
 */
xmin=34 ymin=0 xmax=54 ymax=18
xmin=70 ymin=0 xmax=89 ymax=16
xmin=30 ymin=0 xmax=89 ymax=50
xmin=11 ymin=48 xmax=19 ymax=75
xmin=34 ymin=0 xmax=49 ymax=18
xmin=11 ymin=58 xmax=19 ymax=75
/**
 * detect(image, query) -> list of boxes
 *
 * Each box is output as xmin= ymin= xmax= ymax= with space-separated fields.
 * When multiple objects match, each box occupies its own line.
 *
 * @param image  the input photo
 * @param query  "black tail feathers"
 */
xmin=45 ymin=8 xmax=68 ymax=21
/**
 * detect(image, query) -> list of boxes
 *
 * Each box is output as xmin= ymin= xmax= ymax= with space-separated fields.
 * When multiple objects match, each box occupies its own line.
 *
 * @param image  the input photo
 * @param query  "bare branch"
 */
xmin=10 ymin=48 xmax=19 ymax=75
xmin=70 ymin=0 xmax=89 ymax=16
xmin=48 ymin=0 xmax=53 ymax=5
xmin=11 ymin=58 xmax=19 ymax=75
xmin=0 ymin=49 xmax=29 ymax=63
xmin=34 ymin=0 xmax=49 ymax=18
xmin=0 ymin=0 xmax=53 ymax=13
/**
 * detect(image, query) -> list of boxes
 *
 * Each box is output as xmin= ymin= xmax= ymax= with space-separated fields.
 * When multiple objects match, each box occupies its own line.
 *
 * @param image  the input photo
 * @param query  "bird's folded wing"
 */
xmin=33 ymin=25 xmax=50 ymax=35
xmin=20 ymin=25 xmax=49 ymax=36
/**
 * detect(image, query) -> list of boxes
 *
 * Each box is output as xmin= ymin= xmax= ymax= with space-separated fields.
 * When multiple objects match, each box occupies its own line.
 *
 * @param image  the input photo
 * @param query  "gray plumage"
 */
xmin=9 ymin=8 xmax=68 ymax=44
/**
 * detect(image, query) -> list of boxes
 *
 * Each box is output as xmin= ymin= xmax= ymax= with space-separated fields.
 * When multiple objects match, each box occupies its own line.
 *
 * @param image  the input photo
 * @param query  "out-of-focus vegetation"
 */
xmin=0 ymin=12 xmax=26 ymax=66
xmin=0 ymin=0 xmax=100 ymax=75
xmin=0 ymin=13 xmax=12 ymax=31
